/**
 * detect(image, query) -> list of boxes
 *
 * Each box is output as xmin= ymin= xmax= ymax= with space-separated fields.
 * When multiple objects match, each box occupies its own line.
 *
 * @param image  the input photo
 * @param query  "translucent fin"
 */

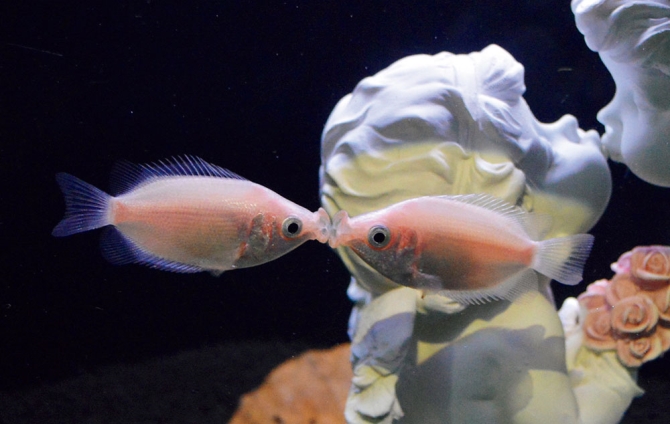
xmin=411 ymin=271 xmax=444 ymax=291
xmin=52 ymin=173 xmax=112 ymax=237
xmin=442 ymin=193 xmax=524 ymax=218
xmin=437 ymin=268 xmax=538 ymax=305
xmin=109 ymin=155 xmax=246 ymax=195
xmin=439 ymin=194 xmax=552 ymax=241
xmin=100 ymin=227 xmax=205 ymax=273
xmin=531 ymin=234 xmax=594 ymax=286
xmin=514 ymin=212 xmax=553 ymax=241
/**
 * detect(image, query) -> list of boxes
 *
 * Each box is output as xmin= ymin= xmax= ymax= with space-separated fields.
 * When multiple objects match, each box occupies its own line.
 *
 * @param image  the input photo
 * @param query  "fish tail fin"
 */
xmin=52 ymin=173 xmax=113 ymax=237
xmin=532 ymin=234 xmax=594 ymax=285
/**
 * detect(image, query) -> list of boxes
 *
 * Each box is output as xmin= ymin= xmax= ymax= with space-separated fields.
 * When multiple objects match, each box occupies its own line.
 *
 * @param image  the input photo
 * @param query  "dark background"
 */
xmin=2 ymin=0 xmax=669 ymax=422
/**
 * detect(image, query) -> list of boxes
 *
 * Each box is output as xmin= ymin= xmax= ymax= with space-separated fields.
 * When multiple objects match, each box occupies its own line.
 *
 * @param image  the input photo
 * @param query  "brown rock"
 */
xmin=230 ymin=343 xmax=352 ymax=424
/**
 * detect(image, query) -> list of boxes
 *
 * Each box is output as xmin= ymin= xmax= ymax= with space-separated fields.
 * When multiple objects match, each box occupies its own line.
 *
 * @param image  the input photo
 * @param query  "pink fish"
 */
xmin=53 ymin=156 xmax=330 ymax=274
xmin=329 ymin=194 xmax=594 ymax=305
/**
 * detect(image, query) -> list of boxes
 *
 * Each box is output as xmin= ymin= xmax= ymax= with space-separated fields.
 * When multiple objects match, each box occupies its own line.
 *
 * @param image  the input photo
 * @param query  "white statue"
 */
xmin=573 ymin=0 xmax=670 ymax=187
xmin=320 ymin=44 xmax=644 ymax=423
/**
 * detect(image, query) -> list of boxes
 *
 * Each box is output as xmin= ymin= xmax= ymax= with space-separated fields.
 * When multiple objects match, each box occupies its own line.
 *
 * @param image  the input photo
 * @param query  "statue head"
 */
xmin=320 ymin=45 xmax=611 ymax=296
xmin=573 ymin=0 xmax=670 ymax=186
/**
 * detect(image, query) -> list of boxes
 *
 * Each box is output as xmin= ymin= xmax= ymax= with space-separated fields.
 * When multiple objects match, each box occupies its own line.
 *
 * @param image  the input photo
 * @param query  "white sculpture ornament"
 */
xmin=573 ymin=0 xmax=670 ymax=186
xmin=320 ymin=44 xmax=642 ymax=423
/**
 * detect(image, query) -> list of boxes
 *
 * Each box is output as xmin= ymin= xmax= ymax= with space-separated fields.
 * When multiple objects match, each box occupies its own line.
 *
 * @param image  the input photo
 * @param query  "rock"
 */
xmin=230 ymin=343 xmax=351 ymax=424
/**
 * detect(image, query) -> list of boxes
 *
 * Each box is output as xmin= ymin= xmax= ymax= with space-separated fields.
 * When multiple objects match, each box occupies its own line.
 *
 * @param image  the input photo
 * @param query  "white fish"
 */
xmin=53 ymin=156 xmax=330 ymax=274
xmin=329 ymin=194 xmax=594 ymax=305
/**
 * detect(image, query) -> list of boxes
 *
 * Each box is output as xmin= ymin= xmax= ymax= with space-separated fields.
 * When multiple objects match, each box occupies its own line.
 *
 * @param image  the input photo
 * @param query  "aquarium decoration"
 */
xmin=573 ymin=0 xmax=670 ymax=187
xmin=49 ymin=0 xmax=670 ymax=422
xmin=230 ymin=344 xmax=352 ymax=423
xmin=315 ymin=0 xmax=670 ymax=421
xmin=558 ymin=245 xmax=670 ymax=424
xmin=576 ymin=246 xmax=670 ymax=367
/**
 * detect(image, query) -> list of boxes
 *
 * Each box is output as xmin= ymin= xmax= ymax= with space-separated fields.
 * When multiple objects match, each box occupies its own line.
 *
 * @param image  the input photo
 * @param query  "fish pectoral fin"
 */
xmin=409 ymin=269 xmax=444 ymax=292
xmin=436 ymin=269 xmax=538 ymax=306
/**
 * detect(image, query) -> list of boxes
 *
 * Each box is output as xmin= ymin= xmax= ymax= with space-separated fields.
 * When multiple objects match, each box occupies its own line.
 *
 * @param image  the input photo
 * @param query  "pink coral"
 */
xmin=660 ymin=327 xmax=670 ymax=351
xmin=648 ymin=286 xmax=670 ymax=324
xmin=611 ymin=251 xmax=632 ymax=274
xmin=583 ymin=308 xmax=617 ymax=351
xmin=579 ymin=279 xmax=609 ymax=311
xmin=579 ymin=245 xmax=670 ymax=368
xmin=605 ymin=274 xmax=640 ymax=306
xmin=629 ymin=246 xmax=670 ymax=288
xmin=616 ymin=336 xmax=663 ymax=368
xmin=610 ymin=295 xmax=658 ymax=336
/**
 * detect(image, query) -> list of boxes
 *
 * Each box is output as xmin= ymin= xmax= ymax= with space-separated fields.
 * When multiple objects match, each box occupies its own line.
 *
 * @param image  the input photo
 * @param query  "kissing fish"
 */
xmin=329 ymin=194 xmax=594 ymax=305
xmin=53 ymin=156 xmax=330 ymax=274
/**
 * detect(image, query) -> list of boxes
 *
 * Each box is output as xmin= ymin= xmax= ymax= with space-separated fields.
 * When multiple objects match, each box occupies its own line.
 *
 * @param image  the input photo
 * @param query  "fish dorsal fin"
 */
xmin=440 ymin=193 xmax=524 ymax=218
xmin=440 ymin=194 xmax=552 ymax=241
xmin=110 ymin=155 xmax=246 ymax=195
xmin=515 ymin=212 xmax=552 ymax=241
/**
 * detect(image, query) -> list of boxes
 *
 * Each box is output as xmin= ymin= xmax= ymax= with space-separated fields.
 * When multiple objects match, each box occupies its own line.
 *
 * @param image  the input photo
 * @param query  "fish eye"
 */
xmin=368 ymin=225 xmax=391 ymax=248
xmin=281 ymin=216 xmax=303 ymax=238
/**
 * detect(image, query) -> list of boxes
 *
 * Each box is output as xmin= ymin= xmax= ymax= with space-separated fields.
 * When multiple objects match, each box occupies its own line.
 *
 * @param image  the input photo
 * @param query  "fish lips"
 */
xmin=310 ymin=207 xmax=331 ymax=244
xmin=295 ymin=207 xmax=332 ymax=244
xmin=327 ymin=210 xmax=355 ymax=248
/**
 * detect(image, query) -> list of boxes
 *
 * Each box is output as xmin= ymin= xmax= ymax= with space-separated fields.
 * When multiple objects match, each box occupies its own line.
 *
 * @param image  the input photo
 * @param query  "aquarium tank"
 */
xmin=2 ymin=1 xmax=670 ymax=423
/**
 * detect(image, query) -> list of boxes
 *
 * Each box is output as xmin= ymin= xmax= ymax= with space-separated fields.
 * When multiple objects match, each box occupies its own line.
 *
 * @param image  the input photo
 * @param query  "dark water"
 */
xmin=2 ymin=0 xmax=669 ymax=422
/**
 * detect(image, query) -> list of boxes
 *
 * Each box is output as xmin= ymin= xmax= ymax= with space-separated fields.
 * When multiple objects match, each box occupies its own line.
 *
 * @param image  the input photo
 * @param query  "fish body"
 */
xmin=53 ymin=156 xmax=330 ymax=274
xmin=329 ymin=194 xmax=594 ymax=304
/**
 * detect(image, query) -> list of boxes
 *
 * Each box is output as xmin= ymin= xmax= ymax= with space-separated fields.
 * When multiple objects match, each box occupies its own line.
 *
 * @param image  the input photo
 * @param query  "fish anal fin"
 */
xmin=100 ymin=227 xmax=205 ymax=273
xmin=436 ymin=268 xmax=539 ymax=306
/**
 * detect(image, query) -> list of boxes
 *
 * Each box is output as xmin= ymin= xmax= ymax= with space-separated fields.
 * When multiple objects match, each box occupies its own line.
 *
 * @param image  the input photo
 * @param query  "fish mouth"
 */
xmin=309 ymin=207 xmax=331 ymax=244
xmin=328 ymin=210 xmax=352 ymax=248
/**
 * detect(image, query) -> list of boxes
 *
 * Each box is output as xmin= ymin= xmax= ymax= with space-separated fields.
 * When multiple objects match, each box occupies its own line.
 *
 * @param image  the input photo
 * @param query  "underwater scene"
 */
xmin=3 ymin=0 xmax=670 ymax=423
